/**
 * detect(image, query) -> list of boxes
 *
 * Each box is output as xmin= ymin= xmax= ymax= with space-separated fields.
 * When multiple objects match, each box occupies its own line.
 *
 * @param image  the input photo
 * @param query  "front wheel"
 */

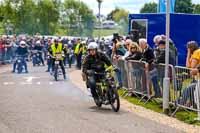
xmin=93 ymin=97 xmax=102 ymax=108
xmin=108 ymin=88 xmax=120 ymax=112
xmin=54 ymin=65 xmax=58 ymax=81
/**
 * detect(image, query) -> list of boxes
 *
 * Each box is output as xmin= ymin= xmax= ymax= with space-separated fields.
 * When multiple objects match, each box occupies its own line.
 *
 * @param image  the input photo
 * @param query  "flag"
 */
xmin=158 ymin=0 xmax=176 ymax=13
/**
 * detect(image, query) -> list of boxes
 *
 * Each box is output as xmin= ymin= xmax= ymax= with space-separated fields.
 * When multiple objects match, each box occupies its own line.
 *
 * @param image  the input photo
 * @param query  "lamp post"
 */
xmin=97 ymin=0 xmax=103 ymax=40
xmin=163 ymin=0 xmax=170 ymax=114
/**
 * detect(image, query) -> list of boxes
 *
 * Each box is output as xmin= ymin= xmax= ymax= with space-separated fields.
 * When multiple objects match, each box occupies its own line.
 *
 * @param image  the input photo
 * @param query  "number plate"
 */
xmin=55 ymin=61 xmax=59 ymax=64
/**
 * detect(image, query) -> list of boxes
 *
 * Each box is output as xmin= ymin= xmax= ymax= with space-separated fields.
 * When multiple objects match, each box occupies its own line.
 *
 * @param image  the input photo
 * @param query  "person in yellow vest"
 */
xmin=74 ymin=38 xmax=83 ymax=69
xmin=49 ymin=38 xmax=67 ymax=79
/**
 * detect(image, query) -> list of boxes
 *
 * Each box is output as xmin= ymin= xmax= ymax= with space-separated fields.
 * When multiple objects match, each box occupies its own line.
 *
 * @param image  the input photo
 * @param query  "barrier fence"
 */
xmin=114 ymin=60 xmax=200 ymax=120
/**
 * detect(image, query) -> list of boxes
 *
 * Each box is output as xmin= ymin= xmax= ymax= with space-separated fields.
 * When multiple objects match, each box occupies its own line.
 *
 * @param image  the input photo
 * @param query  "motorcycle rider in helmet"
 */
xmin=82 ymin=42 xmax=113 ymax=100
xmin=49 ymin=38 xmax=67 ymax=79
xmin=12 ymin=41 xmax=29 ymax=73
xmin=33 ymin=40 xmax=45 ymax=66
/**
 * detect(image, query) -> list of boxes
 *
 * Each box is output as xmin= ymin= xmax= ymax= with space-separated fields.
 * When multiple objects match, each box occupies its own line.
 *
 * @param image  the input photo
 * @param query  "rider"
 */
xmin=82 ymin=42 xmax=113 ymax=100
xmin=12 ymin=41 xmax=29 ymax=73
xmin=33 ymin=40 xmax=45 ymax=66
xmin=49 ymin=38 xmax=67 ymax=79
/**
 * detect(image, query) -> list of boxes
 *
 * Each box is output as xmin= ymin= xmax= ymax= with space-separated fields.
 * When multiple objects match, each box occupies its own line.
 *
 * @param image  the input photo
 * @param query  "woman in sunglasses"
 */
xmin=125 ymin=42 xmax=142 ymax=61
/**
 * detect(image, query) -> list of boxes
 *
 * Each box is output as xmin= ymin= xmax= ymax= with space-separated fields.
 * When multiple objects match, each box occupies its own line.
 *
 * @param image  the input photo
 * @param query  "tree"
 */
xmin=107 ymin=8 xmax=120 ymax=20
xmin=193 ymin=4 xmax=200 ymax=14
xmin=112 ymin=8 xmax=129 ymax=22
xmin=175 ymin=0 xmax=193 ymax=13
xmin=107 ymin=8 xmax=129 ymax=35
xmin=140 ymin=2 xmax=157 ymax=13
xmin=63 ymin=0 xmax=95 ymax=36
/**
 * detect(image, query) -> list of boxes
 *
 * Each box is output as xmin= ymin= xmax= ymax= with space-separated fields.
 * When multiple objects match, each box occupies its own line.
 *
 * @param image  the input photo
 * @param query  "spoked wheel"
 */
xmin=54 ymin=66 xmax=58 ymax=81
xmin=108 ymin=88 xmax=120 ymax=112
xmin=94 ymin=87 xmax=102 ymax=108
xmin=93 ymin=97 xmax=102 ymax=108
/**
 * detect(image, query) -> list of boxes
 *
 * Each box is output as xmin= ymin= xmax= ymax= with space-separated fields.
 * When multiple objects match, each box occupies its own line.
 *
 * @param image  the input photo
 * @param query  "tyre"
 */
xmin=109 ymin=88 xmax=120 ymax=112
xmin=93 ymin=97 xmax=102 ymax=108
xmin=17 ymin=63 xmax=23 ymax=74
xmin=54 ymin=66 xmax=58 ymax=81
xmin=94 ymin=87 xmax=102 ymax=108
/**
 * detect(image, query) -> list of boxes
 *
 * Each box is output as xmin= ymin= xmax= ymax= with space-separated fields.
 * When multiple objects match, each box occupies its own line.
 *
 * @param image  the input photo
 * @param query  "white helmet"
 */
xmin=36 ymin=40 xmax=41 ymax=44
xmin=87 ymin=42 xmax=98 ymax=50
xmin=20 ymin=41 xmax=26 ymax=45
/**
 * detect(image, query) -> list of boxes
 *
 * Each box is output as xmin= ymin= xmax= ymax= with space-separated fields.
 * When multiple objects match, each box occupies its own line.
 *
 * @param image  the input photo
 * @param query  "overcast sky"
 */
xmin=80 ymin=0 xmax=200 ymax=15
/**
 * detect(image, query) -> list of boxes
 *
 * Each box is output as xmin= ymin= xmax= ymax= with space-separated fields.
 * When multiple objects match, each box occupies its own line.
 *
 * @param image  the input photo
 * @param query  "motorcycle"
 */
xmin=52 ymin=53 xmax=64 ymax=81
xmin=32 ymin=50 xmax=42 ymax=66
xmin=15 ymin=55 xmax=26 ymax=74
xmin=87 ymin=69 xmax=120 ymax=112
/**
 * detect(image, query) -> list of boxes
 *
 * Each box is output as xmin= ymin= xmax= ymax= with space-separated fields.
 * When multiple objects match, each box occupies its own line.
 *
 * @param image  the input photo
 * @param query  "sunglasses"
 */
xmin=131 ymin=47 xmax=136 ymax=49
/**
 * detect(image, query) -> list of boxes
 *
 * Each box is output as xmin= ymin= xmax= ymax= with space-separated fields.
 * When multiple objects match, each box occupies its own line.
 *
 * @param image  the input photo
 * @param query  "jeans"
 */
xmin=87 ymin=75 xmax=98 ymax=98
xmin=76 ymin=53 xmax=82 ymax=69
xmin=149 ymin=68 xmax=162 ymax=97
xmin=179 ymin=83 xmax=197 ymax=106
xmin=115 ymin=69 xmax=122 ymax=87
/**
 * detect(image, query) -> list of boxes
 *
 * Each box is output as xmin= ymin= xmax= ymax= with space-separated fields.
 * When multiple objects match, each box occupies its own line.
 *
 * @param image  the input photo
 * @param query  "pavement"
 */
xmin=0 ymin=64 xmax=197 ymax=133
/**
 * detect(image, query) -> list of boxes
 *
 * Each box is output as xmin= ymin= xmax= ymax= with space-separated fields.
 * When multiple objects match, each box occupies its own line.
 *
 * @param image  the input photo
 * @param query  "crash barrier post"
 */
xmin=172 ymin=66 xmax=200 ymax=120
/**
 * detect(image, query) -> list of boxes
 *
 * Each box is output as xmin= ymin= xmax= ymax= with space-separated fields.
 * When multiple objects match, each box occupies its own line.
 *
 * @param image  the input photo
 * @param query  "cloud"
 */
xmin=81 ymin=0 xmax=200 ymax=15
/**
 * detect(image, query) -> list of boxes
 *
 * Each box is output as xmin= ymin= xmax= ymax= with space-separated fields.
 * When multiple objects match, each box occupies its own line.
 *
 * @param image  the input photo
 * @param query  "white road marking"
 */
xmin=23 ymin=76 xmax=40 ymax=82
xmin=49 ymin=82 xmax=54 ymax=85
xmin=20 ymin=82 xmax=32 ymax=85
xmin=3 ymin=82 xmax=15 ymax=85
xmin=3 ymin=82 xmax=9 ymax=85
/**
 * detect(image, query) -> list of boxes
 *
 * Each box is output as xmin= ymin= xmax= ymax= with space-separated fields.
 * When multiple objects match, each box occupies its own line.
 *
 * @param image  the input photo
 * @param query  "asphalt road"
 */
xmin=0 ymin=65 xmax=182 ymax=133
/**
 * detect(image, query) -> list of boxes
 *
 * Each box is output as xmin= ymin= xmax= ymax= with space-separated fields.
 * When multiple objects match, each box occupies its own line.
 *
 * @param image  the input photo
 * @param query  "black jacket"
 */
xmin=141 ymin=46 xmax=155 ymax=64
xmin=154 ymin=48 xmax=176 ymax=65
xmin=16 ymin=47 xmax=28 ymax=56
xmin=125 ymin=51 xmax=142 ymax=61
xmin=82 ymin=52 xmax=112 ymax=73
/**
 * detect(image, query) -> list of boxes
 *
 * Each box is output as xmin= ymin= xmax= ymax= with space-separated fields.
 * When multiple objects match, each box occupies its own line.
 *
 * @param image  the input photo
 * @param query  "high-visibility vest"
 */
xmin=82 ymin=45 xmax=87 ymax=54
xmin=51 ymin=43 xmax=63 ymax=60
xmin=74 ymin=43 xmax=81 ymax=54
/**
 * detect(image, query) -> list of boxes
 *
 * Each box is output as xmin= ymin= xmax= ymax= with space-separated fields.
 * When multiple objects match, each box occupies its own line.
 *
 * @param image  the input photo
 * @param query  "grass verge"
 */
xmin=93 ymin=29 xmax=119 ymax=37
xmin=118 ymin=89 xmax=200 ymax=126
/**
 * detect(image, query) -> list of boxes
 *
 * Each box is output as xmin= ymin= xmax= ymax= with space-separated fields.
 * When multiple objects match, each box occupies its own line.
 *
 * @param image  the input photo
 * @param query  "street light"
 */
xmin=163 ymin=0 xmax=170 ymax=114
xmin=97 ymin=0 xmax=103 ymax=40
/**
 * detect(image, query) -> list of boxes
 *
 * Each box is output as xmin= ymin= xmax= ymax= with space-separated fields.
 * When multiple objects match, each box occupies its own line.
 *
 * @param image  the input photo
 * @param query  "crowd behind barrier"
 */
xmin=115 ymin=60 xmax=200 ymax=120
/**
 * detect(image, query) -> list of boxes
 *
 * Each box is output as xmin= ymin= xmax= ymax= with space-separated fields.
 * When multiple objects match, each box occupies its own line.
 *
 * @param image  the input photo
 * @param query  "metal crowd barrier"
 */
xmin=114 ymin=59 xmax=200 ymax=119
xmin=172 ymin=66 xmax=200 ymax=120
xmin=112 ymin=60 xmax=128 ymax=88
xmin=148 ymin=64 xmax=176 ymax=104
xmin=123 ymin=60 xmax=149 ymax=101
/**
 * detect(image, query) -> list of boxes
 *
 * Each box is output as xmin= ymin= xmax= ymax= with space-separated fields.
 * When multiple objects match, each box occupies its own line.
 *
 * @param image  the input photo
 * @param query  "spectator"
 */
xmin=124 ymin=42 xmax=143 ymax=91
xmin=125 ymin=42 xmax=142 ymax=61
xmin=178 ymin=41 xmax=200 ymax=106
xmin=139 ymin=38 xmax=154 ymax=64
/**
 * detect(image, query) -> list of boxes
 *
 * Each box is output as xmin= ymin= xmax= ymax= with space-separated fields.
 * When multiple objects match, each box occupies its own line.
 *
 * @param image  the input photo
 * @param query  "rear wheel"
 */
xmin=109 ymin=88 xmax=120 ymax=112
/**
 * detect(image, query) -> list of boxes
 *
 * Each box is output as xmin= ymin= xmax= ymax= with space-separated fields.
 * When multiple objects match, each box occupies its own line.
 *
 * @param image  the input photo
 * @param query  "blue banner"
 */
xmin=158 ymin=0 xmax=175 ymax=13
